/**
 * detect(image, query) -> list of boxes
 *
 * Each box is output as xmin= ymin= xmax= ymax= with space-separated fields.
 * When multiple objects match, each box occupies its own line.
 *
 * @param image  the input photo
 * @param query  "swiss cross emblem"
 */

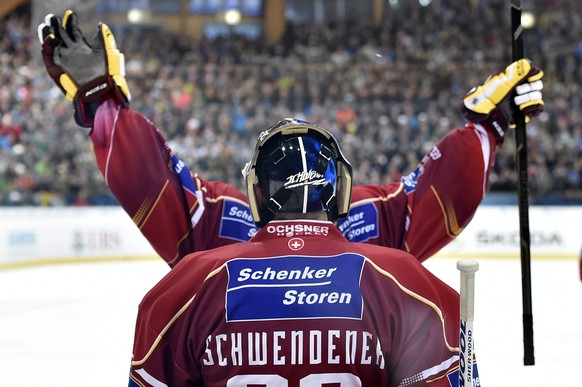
xmin=288 ymin=238 xmax=304 ymax=251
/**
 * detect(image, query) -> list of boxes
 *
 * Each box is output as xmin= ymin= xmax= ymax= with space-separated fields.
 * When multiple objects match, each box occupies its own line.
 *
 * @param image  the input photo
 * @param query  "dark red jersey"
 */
xmin=91 ymin=100 xmax=497 ymax=266
xmin=129 ymin=219 xmax=476 ymax=386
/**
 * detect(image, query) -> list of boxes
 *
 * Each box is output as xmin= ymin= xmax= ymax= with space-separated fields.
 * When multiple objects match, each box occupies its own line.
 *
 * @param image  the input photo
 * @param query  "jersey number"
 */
xmin=227 ymin=373 xmax=362 ymax=386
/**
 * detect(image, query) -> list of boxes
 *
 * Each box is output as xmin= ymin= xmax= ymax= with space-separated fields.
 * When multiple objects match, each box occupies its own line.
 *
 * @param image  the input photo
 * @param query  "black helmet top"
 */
xmin=242 ymin=118 xmax=353 ymax=228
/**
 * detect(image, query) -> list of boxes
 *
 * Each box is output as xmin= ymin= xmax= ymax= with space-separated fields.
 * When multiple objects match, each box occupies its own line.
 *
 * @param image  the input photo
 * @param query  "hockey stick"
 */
xmin=457 ymin=259 xmax=479 ymax=387
xmin=511 ymin=0 xmax=535 ymax=366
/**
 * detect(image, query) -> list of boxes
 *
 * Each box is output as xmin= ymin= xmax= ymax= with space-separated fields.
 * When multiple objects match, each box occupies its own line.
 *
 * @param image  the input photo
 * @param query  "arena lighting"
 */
xmin=522 ymin=11 xmax=536 ymax=29
xmin=127 ymin=8 xmax=144 ymax=24
xmin=224 ymin=9 xmax=242 ymax=25
xmin=418 ymin=0 xmax=432 ymax=6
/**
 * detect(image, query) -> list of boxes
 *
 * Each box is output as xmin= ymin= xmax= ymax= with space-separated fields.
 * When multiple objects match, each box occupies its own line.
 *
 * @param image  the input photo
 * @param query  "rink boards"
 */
xmin=0 ymin=205 xmax=580 ymax=269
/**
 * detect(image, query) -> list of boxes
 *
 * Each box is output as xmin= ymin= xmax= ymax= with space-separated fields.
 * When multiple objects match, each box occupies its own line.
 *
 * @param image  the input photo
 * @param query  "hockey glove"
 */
xmin=462 ymin=59 xmax=544 ymax=141
xmin=38 ymin=10 xmax=130 ymax=128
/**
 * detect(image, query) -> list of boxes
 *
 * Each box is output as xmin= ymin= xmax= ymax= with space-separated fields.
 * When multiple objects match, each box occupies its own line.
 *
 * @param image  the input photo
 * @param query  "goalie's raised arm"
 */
xmin=38 ymin=11 xmax=249 ymax=266
xmin=90 ymin=99 xmax=250 ymax=266
xmin=398 ymin=59 xmax=545 ymax=261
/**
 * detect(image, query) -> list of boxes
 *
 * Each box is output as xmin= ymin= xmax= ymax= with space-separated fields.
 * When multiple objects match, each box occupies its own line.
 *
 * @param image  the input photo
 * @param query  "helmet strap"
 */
xmin=321 ymin=183 xmax=338 ymax=221
xmin=314 ymin=144 xmax=332 ymax=175
xmin=266 ymin=188 xmax=292 ymax=216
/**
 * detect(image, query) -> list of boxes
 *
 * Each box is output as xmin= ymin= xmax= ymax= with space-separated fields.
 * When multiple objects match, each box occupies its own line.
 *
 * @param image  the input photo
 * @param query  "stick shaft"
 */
xmin=511 ymin=0 xmax=535 ymax=366
xmin=457 ymin=260 xmax=479 ymax=386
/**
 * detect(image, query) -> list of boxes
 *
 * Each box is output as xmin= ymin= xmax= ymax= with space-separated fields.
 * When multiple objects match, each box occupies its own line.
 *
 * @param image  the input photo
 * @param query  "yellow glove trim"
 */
xmin=113 ymin=75 xmax=131 ymax=100
xmin=59 ymin=10 xmax=79 ymax=101
xmin=520 ymin=99 xmax=545 ymax=110
xmin=463 ymin=87 xmax=497 ymax=115
xmin=59 ymin=73 xmax=78 ymax=100
xmin=463 ymin=59 xmax=533 ymax=115
xmin=100 ymin=23 xmax=131 ymax=101
xmin=527 ymin=69 xmax=544 ymax=82
xmin=62 ymin=9 xmax=73 ymax=28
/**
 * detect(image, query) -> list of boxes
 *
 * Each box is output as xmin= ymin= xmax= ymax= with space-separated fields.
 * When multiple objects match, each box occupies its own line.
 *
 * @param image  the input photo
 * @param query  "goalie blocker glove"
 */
xmin=462 ymin=59 xmax=544 ymax=142
xmin=38 ymin=10 xmax=130 ymax=128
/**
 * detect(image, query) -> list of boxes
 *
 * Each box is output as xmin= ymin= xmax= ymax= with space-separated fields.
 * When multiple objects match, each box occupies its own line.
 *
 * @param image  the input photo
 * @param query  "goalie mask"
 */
xmin=242 ymin=118 xmax=353 ymax=228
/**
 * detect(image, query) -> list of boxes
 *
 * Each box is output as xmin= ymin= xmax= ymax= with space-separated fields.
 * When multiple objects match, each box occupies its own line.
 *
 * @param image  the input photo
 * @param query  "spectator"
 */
xmin=0 ymin=1 xmax=580 ymax=205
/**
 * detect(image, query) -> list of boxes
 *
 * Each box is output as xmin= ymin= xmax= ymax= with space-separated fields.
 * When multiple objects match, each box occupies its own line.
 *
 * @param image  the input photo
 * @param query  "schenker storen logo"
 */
xmin=225 ymin=254 xmax=365 ymax=322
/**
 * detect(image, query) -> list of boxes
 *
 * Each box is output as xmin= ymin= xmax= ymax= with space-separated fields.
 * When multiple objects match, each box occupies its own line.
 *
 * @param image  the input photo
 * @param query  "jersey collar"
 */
xmin=252 ymin=219 xmax=345 ymax=242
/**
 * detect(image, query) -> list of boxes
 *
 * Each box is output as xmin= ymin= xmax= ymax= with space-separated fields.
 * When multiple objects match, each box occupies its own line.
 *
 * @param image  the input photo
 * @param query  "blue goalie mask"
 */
xmin=242 ymin=118 xmax=353 ymax=228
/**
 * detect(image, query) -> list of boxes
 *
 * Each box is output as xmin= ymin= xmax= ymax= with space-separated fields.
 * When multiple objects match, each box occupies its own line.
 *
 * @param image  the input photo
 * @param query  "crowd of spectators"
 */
xmin=0 ymin=0 xmax=580 ymax=206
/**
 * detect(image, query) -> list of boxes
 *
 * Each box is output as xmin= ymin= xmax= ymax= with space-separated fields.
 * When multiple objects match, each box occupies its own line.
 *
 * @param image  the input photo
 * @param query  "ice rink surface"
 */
xmin=1 ymin=257 xmax=580 ymax=386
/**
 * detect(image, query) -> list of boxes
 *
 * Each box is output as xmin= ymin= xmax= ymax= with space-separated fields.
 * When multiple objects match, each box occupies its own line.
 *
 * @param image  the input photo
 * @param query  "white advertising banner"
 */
xmin=0 ymin=207 xmax=156 ymax=268
xmin=436 ymin=205 xmax=581 ymax=259
xmin=0 ymin=205 xmax=580 ymax=268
